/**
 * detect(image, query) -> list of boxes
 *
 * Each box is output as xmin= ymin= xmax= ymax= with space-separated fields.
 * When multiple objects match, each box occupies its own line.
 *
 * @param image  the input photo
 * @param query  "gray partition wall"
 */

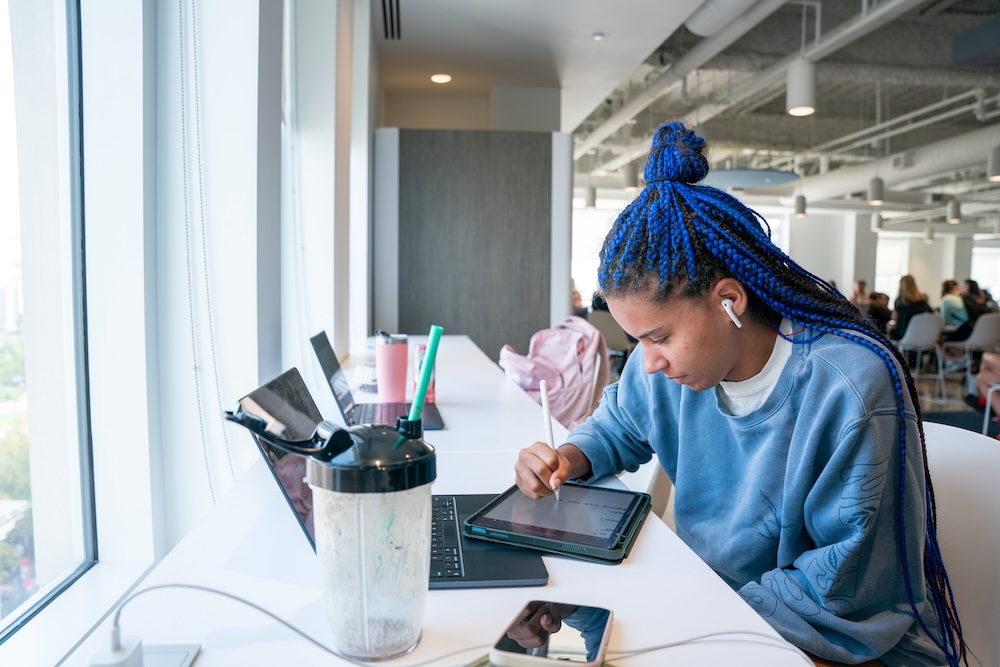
xmin=374 ymin=128 xmax=572 ymax=362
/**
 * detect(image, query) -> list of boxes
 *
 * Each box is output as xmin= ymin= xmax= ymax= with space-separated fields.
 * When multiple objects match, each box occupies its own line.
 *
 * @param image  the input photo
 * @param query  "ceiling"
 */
xmin=374 ymin=0 xmax=1000 ymax=233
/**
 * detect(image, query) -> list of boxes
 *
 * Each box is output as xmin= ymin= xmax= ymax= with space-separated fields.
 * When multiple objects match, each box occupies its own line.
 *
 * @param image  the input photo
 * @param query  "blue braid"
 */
xmin=599 ymin=121 xmax=966 ymax=666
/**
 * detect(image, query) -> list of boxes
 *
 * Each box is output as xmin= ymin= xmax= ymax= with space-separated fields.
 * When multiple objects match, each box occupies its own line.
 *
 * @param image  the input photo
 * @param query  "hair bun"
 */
xmin=643 ymin=122 xmax=709 ymax=185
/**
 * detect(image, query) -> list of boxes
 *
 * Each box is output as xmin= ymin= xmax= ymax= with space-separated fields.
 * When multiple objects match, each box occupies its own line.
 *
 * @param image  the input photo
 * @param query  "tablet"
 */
xmin=462 ymin=482 xmax=652 ymax=565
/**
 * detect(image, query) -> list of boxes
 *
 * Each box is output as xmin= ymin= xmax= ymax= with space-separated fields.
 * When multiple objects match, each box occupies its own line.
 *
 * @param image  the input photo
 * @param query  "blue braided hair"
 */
xmin=599 ymin=121 xmax=966 ymax=666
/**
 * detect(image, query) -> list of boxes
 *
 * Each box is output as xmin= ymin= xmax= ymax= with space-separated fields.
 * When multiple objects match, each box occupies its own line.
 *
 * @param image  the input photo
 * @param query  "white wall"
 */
xmin=382 ymin=91 xmax=490 ymax=129
xmin=845 ymin=213 xmax=878 ymax=295
xmin=493 ymin=85 xmax=560 ymax=132
xmin=787 ymin=212 xmax=848 ymax=288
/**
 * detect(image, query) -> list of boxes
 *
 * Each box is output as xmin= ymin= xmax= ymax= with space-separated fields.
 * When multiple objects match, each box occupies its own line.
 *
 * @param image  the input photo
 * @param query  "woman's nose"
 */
xmin=642 ymin=344 xmax=667 ymax=374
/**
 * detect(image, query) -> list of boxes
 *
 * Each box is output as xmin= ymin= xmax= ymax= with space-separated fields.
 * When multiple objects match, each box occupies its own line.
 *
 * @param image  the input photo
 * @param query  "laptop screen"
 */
xmin=239 ymin=367 xmax=319 ymax=547
xmin=309 ymin=331 xmax=356 ymax=423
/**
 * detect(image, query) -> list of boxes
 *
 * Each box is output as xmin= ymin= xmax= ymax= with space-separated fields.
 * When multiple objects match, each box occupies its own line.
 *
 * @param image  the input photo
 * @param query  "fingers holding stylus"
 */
xmin=515 ymin=442 xmax=565 ymax=499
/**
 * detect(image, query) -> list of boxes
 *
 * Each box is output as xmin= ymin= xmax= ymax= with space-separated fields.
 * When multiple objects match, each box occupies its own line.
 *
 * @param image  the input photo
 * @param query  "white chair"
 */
xmin=984 ymin=383 xmax=1000 ymax=436
xmin=942 ymin=312 xmax=1000 ymax=396
xmin=895 ymin=312 xmax=946 ymax=401
xmin=645 ymin=465 xmax=674 ymax=527
xmin=922 ymin=422 xmax=1000 ymax=667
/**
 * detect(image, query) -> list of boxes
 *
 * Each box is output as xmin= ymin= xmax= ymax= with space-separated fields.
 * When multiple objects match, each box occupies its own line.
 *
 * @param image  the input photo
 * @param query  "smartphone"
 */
xmin=488 ymin=600 xmax=613 ymax=667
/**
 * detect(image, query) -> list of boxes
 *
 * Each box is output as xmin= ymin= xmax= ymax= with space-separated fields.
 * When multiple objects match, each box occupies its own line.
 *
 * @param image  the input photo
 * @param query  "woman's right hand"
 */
xmin=514 ymin=442 xmax=590 ymax=499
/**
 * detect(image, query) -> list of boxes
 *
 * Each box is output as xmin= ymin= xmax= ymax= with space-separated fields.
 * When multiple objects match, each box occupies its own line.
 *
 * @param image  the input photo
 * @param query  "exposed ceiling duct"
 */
xmin=685 ymin=0 xmax=760 ymax=37
xmin=675 ymin=0 xmax=930 ymax=137
xmin=795 ymin=123 xmax=1000 ymax=203
xmin=572 ymin=0 xmax=788 ymax=160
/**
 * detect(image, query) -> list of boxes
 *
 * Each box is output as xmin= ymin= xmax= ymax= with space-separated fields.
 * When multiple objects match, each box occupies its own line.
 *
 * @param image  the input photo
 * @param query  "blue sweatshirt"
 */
xmin=567 ymin=328 xmax=947 ymax=666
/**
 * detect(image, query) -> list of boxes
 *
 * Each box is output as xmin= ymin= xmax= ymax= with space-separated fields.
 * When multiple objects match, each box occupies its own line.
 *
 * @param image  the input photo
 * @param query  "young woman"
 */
xmin=889 ymin=275 xmax=932 ymax=341
xmin=514 ymin=123 xmax=964 ymax=666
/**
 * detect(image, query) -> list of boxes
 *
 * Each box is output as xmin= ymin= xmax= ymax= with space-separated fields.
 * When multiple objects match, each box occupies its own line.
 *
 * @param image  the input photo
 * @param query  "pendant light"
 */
xmin=623 ymin=161 xmax=639 ymax=193
xmin=786 ymin=6 xmax=815 ymax=117
xmin=585 ymin=185 xmax=597 ymax=209
xmin=870 ymin=211 xmax=883 ymax=233
xmin=924 ymin=224 xmax=935 ymax=245
xmin=794 ymin=195 xmax=806 ymax=218
xmin=947 ymin=200 xmax=961 ymax=224
xmin=988 ymin=144 xmax=1000 ymax=183
xmin=786 ymin=59 xmax=816 ymax=117
xmin=868 ymin=177 xmax=884 ymax=206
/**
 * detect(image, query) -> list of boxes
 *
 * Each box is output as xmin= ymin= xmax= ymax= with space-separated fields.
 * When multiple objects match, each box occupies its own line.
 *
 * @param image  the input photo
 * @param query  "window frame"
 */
xmin=0 ymin=0 xmax=98 ymax=645
xmin=0 ymin=1 xmax=161 ymax=662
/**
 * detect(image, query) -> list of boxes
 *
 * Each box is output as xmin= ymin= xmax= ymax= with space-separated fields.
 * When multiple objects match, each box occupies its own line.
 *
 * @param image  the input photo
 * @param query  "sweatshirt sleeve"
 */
xmin=736 ymin=412 xmax=943 ymax=666
xmin=565 ymin=356 xmax=666 ymax=480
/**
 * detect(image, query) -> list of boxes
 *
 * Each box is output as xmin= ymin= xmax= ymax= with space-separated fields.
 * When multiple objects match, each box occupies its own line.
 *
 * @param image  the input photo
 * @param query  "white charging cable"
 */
xmin=94 ymin=583 xmax=816 ymax=667
xmin=92 ymin=582 xmax=488 ymax=666
xmin=606 ymin=629 xmax=815 ymax=664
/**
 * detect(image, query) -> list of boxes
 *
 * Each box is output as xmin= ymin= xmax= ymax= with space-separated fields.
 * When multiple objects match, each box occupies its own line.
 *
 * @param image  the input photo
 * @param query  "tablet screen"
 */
xmin=469 ymin=483 xmax=641 ymax=549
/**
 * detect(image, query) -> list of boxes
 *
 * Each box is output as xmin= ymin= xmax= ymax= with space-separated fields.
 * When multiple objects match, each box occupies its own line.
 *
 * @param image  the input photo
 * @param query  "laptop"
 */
xmin=237 ymin=367 xmax=548 ymax=589
xmin=310 ymin=331 xmax=445 ymax=430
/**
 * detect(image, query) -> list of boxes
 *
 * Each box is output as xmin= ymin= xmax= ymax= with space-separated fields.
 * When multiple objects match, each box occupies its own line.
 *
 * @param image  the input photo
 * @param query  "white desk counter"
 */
xmin=62 ymin=335 xmax=807 ymax=666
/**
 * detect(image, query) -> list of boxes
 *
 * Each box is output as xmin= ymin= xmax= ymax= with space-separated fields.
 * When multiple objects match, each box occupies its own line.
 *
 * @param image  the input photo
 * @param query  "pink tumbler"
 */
xmin=375 ymin=332 xmax=408 ymax=403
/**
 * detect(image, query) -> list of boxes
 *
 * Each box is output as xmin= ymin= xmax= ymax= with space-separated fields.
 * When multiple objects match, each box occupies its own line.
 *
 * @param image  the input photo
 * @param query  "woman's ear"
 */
xmin=712 ymin=278 xmax=749 ymax=328
xmin=712 ymin=278 xmax=747 ymax=310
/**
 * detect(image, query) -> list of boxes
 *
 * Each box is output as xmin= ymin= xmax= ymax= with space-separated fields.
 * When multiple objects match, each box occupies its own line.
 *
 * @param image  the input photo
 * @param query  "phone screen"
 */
xmin=491 ymin=601 xmax=612 ymax=664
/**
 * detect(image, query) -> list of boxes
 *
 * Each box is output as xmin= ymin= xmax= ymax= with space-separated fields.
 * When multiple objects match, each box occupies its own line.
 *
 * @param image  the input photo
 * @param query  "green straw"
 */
xmin=408 ymin=324 xmax=443 ymax=422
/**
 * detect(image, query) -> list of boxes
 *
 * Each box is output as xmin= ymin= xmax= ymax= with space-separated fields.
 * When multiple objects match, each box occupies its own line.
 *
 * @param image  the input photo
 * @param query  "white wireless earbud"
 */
xmin=721 ymin=299 xmax=743 ymax=329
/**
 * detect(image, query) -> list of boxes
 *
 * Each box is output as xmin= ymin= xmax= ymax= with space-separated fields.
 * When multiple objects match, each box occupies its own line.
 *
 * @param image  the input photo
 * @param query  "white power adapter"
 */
xmin=88 ymin=627 xmax=143 ymax=667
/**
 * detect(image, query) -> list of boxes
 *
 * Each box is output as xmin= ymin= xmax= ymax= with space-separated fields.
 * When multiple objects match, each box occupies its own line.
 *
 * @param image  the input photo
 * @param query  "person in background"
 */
xmin=888 ymin=274 xmax=932 ymax=341
xmin=865 ymin=291 xmax=891 ymax=335
xmin=514 ymin=122 xmax=964 ymax=667
xmin=591 ymin=291 xmax=610 ymax=312
xmin=939 ymin=280 xmax=971 ymax=373
xmin=571 ymin=288 xmax=589 ymax=319
xmin=939 ymin=280 xmax=969 ymax=337
xmin=960 ymin=279 xmax=989 ymax=325
xmin=983 ymin=288 xmax=999 ymax=312
xmin=849 ymin=280 xmax=868 ymax=308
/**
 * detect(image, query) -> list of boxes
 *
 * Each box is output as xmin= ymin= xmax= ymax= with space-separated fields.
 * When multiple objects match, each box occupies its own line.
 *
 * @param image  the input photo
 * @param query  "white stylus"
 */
xmin=538 ymin=380 xmax=560 ymax=501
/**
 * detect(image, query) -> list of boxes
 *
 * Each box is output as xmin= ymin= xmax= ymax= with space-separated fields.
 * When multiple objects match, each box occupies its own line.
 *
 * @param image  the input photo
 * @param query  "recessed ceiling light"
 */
xmin=430 ymin=73 xmax=452 ymax=84
xmin=592 ymin=32 xmax=605 ymax=41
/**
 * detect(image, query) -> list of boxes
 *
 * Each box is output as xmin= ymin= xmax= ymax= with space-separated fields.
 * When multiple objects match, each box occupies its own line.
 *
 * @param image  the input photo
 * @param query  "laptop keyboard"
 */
xmin=353 ymin=402 xmax=410 ymax=425
xmin=350 ymin=363 xmax=377 ymax=393
xmin=430 ymin=496 xmax=465 ymax=581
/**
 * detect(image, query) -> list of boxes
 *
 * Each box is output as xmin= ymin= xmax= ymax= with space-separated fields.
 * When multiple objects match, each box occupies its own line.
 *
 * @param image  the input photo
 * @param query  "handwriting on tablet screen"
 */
xmin=490 ymin=486 xmax=632 ymax=540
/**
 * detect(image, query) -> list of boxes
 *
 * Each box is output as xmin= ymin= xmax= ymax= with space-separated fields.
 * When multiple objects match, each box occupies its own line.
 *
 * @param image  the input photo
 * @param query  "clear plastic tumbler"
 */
xmin=306 ymin=422 xmax=435 ymax=660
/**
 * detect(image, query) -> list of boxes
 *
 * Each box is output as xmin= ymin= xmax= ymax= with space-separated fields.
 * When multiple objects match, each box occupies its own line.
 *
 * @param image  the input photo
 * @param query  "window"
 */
xmin=571 ymin=201 xmax=624 ymax=307
xmin=971 ymin=247 xmax=1000 ymax=298
xmin=0 ymin=0 xmax=94 ymax=641
xmin=875 ymin=237 xmax=908 ymax=300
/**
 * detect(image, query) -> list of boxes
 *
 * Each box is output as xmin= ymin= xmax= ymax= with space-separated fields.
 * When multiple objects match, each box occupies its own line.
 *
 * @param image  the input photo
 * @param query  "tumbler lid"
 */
xmin=306 ymin=422 xmax=435 ymax=493
xmin=375 ymin=329 xmax=408 ymax=345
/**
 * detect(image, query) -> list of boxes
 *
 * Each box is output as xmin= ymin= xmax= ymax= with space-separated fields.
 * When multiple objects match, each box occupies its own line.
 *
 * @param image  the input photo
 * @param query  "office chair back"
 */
xmin=923 ymin=422 xmax=1000 ymax=667
xmin=958 ymin=312 xmax=1000 ymax=350
xmin=895 ymin=313 xmax=945 ymax=400
xmin=895 ymin=312 xmax=943 ymax=349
